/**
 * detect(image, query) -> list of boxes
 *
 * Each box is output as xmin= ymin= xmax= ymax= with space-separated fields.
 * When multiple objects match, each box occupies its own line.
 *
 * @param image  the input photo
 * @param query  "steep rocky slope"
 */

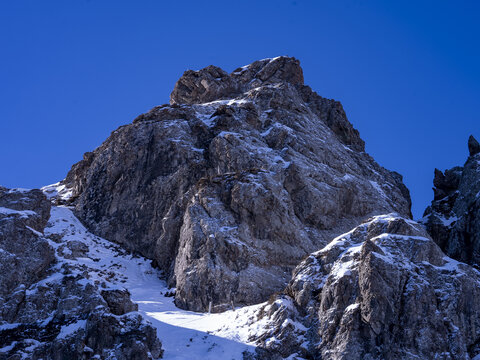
xmin=63 ymin=56 xmax=412 ymax=312
xmin=228 ymin=214 xmax=480 ymax=359
xmin=423 ymin=135 xmax=480 ymax=267
xmin=0 ymin=187 xmax=162 ymax=359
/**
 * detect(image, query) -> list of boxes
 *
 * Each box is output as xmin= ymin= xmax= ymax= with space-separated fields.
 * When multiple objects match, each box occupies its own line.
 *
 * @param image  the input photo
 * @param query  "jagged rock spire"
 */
xmin=423 ymin=134 xmax=480 ymax=267
xmin=170 ymin=56 xmax=304 ymax=105
xmin=468 ymin=134 xmax=480 ymax=156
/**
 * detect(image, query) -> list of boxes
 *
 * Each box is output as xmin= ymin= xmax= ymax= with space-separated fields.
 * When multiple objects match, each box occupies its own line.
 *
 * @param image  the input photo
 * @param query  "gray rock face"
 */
xmin=64 ymin=56 xmax=412 ymax=312
xmin=423 ymin=135 xmax=480 ymax=266
xmin=0 ymin=188 xmax=162 ymax=359
xmin=468 ymin=134 xmax=480 ymax=156
xmin=246 ymin=214 xmax=480 ymax=359
xmin=0 ymin=188 xmax=54 ymax=298
xmin=101 ymin=289 xmax=139 ymax=315
xmin=170 ymin=57 xmax=304 ymax=106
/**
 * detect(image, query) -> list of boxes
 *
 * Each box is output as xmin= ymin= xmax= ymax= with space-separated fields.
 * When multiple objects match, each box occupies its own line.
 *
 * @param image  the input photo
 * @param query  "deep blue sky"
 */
xmin=1 ymin=1 xmax=479 ymax=218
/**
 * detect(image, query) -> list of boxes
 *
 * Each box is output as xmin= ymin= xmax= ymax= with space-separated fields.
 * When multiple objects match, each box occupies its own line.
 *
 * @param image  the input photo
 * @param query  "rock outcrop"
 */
xmin=468 ymin=135 xmax=480 ymax=157
xmin=240 ymin=214 xmax=480 ymax=359
xmin=423 ymin=135 xmax=480 ymax=267
xmin=0 ymin=187 xmax=53 ymax=298
xmin=63 ymin=56 xmax=412 ymax=312
xmin=0 ymin=187 xmax=162 ymax=359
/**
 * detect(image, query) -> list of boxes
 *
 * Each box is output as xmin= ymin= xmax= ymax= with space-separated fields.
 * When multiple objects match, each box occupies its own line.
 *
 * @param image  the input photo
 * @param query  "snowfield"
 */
xmin=44 ymin=205 xmax=264 ymax=359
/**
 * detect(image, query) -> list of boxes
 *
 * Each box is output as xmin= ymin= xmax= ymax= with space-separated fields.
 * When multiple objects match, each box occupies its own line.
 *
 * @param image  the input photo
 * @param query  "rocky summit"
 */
xmin=62 ymin=56 xmax=411 ymax=312
xmin=3 ymin=56 xmax=480 ymax=360
xmin=423 ymin=135 xmax=480 ymax=267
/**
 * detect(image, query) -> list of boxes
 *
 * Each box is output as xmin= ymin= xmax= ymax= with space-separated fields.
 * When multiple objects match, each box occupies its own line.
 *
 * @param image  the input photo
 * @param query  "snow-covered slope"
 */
xmin=44 ymin=202 xmax=264 ymax=359
xmin=0 ymin=187 xmax=161 ymax=359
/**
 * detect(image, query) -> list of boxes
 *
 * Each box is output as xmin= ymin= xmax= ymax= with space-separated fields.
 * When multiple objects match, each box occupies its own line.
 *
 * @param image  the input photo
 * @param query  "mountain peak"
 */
xmin=65 ymin=56 xmax=411 ymax=313
xmin=170 ymin=56 xmax=304 ymax=105
xmin=468 ymin=134 xmax=480 ymax=156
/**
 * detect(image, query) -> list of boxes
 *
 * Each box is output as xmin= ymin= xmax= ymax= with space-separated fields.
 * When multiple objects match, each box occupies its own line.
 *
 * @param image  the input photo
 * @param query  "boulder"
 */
xmin=101 ymin=289 xmax=138 ymax=315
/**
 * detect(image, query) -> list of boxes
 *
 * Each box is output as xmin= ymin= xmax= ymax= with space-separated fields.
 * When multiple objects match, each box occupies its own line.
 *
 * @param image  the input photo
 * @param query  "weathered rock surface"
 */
xmin=242 ymin=214 xmax=480 ymax=359
xmin=64 ymin=56 xmax=412 ymax=312
xmin=0 ymin=188 xmax=54 ymax=298
xmin=0 ymin=188 xmax=162 ymax=359
xmin=170 ymin=57 xmax=304 ymax=106
xmin=423 ymin=135 xmax=480 ymax=267
xmin=101 ymin=289 xmax=139 ymax=315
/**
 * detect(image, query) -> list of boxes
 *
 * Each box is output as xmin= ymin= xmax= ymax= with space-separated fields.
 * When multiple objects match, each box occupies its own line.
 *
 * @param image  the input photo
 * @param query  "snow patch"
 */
xmin=345 ymin=303 xmax=359 ymax=312
xmin=42 ymin=182 xmax=73 ymax=202
xmin=0 ymin=207 xmax=36 ymax=218
xmin=0 ymin=342 xmax=17 ymax=353
xmin=330 ymin=259 xmax=355 ymax=280
xmin=57 ymin=320 xmax=87 ymax=339
xmin=7 ymin=188 xmax=31 ymax=193
xmin=440 ymin=215 xmax=458 ymax=227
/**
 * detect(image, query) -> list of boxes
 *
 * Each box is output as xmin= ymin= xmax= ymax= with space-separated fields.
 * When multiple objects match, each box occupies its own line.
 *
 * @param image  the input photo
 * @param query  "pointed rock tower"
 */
xmin=423 ymin=135 xmax=480 ymax=265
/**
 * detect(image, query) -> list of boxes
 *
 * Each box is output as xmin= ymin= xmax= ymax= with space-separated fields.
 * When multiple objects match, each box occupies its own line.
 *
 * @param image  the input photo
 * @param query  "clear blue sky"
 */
xmin=1 ymin=1 xmax=479 ymax=218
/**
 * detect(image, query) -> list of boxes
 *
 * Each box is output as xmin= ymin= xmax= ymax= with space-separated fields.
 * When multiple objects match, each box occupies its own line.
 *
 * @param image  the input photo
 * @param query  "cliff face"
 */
xmin=234 ymin=215 xmax=480 ymax=360
xmin=422 ymin=135 xmax=480 ymax=266
xmin=64 ymin=56 xmax=412 ymax=312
